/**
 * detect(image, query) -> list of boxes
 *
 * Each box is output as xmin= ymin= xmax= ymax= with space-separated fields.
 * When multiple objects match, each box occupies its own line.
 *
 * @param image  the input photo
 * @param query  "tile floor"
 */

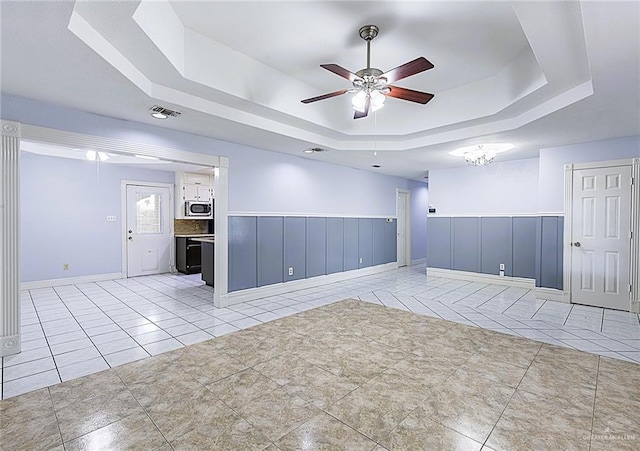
xmin=2 ymin=298 xmax=639 ymax=450
xmin=2 ymin=266 xmax=639 ymax=400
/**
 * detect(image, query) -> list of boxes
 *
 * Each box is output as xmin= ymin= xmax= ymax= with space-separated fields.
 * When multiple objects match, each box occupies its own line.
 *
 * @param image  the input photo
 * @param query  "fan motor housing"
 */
xmin=355 ymin=68 xmax=383 ymax=78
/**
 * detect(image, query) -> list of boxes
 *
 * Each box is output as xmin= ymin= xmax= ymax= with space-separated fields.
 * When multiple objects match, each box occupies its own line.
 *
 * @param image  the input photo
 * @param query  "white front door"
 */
xmin=126 ymin=184 xmax=172 ymax=277
xmin=397 ymin=191 xmax=408 ymax=267
xmin=570 ymin=165 xmax=632 ymax=310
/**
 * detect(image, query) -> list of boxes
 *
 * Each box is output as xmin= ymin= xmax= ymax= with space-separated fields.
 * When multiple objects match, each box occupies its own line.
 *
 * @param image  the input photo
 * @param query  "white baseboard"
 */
xmin=426 ymin=267 xmax=536 ymax=289
xmin=21 ymin=273 xmax=123 ymax=290
xmin=411 ymin=258 xmax=427 ymax=266
xmin=535 ymin=287 xmax=570 ymax=303
xmin=223 ymin=262 xmax=398 ymax=307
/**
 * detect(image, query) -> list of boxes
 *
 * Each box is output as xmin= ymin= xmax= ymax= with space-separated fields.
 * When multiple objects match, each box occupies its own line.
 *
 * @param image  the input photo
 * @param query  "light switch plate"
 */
xmin=106 ymin=216 xmax=116 ymax=222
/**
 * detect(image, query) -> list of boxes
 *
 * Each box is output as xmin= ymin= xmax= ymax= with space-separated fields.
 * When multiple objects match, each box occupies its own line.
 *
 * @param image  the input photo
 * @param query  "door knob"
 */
xmin=573 ymin=241 xmax=581 ymax=247
xmin=128 ymin=236 xmax=133 ymax=241
xmin=128 ymin=230 xmax=132 ymax=234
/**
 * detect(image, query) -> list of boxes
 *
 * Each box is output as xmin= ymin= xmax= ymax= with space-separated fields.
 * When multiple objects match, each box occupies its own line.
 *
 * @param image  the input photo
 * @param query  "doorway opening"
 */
xmin=397 ymin=189 xmax=411 ymax=267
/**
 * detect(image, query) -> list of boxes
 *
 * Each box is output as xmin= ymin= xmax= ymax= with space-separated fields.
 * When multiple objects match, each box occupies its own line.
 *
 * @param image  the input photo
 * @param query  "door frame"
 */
xmin=396 ymin=188 xmax=411 ymax=267
xmin=563 ymin=158 xmax=640 ymax=311
xmin=121 ymin=181 xmax=175 ymax=278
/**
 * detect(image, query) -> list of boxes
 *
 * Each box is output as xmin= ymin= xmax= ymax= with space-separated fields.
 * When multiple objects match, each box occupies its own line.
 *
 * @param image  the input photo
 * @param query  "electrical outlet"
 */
xmin=106 ymin=215 xmax=116 ymax=222
xmin=288 ymin=267 xmax=294 ymax=276
xmin=63 ymin=263 xmax=70 ymax=270
xmin=499 ymin=263 xmax=505 ymax=271
xmin=359 ymin=257 xmax=363 ymax=264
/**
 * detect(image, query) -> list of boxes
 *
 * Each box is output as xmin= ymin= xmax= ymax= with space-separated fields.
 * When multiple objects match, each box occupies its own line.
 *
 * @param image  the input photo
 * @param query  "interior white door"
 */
xmin=126 ymin=184 xmax=172 ymax=277
xmin=397 ymin=191 xmax=408 ymax=267
xmin=570 ymin=165 xmax=632 ymax=310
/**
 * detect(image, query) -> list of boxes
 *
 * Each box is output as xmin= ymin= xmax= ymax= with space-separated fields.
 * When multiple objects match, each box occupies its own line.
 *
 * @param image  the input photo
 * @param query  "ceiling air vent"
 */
xmin=149 ymin=105 xmax=182 ymax=118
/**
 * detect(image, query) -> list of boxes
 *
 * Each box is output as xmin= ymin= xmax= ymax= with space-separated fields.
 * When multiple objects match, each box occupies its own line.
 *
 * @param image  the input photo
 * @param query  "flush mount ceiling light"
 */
xmin=303 ymin=147 xmax=327 ymax=154
xmin=86 ymin=150 xmax=109 ymax=161
xmin=149 ymin=105 xmax=181 ymax=120
xmin=449 ymin=143 xmax=514 ymax=166
xmin=301 ymin=25 xmax=435 ymax=119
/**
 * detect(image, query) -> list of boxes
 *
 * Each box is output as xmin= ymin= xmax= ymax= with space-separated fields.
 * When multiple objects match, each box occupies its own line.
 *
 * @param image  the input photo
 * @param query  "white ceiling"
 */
xmin=1 ymin=1 xmax=638 ymax=180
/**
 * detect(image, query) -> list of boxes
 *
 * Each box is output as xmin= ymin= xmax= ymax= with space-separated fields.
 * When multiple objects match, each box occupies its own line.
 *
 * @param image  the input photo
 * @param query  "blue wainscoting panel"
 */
xmin=372 ymin=218 xmax=386 ymax=266
xmin=228 ymin=216 xmax=257 ymax=292
xmin=556 ymin=217 xmax=564 ymax=290
xmin=327 ymin=218 xmax=344 ymax=274
xmin=358 ymin=218 xmax=373 ymax=268
xmin=284 ymin=217 xmax=306 ymax=282
xmin=512 ymin=217 xmax=537 ymax=279
xmin=452 ymin=217 xmax=480 ymax=273
xmin=481 ymin=217 xmax=513 ymax=276
xmin=344 ymin=218 xmax=359 ymax=271
xmin=538 ymin=216 xmax=562 ymax=290
xmin=426 ymin=217 xmax=451 ymax=269
xmin=384 ymin=219 xmax=397 ymax=264
xmin=257 ymin=216 xmax=283 ymax=287
xmin=306 ymin=217 xmax=327 ymax=278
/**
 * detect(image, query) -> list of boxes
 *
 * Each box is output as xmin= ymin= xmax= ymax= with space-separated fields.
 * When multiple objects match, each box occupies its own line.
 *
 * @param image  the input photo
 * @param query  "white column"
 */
xmin=1 ymin=120 xmax=21 ymax=357
xmin=213 ymin=157 xmax=229 ymax=308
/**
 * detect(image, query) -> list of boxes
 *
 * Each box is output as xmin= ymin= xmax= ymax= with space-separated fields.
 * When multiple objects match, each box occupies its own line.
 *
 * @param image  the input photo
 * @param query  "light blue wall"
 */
xmin=424 ymin=136 xmax=640 ymax=290
xmin=538 ymin=135 xmax=640 ymax=213
xmin=2 ymin=94 xmax=416 ymax=217
xmin=4 ymin=93 xmax=429 ymax=282
xmin=226 ymin=144 xmax=412 ymax=216
xmin=409 ymin=180 xmax=428 ymax=262
xmin=20 ymin=152 xmax=174 ymax=282
xmin=428 ymin=158 xmax=539 ymax=215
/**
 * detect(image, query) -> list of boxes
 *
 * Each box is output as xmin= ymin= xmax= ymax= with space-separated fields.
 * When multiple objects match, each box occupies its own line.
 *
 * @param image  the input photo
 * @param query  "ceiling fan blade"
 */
xmin=354 ymin=96 xmax=370 ymax=119
xmin=381 ymin=57 xmax=434 ymax=83
xmin=386 ymin=86 xmax=435 ymax=104
xmin=301 ymin=89 xmax=349 ymax=104
xmin=321 ymin=64 xmax=360 ymax=82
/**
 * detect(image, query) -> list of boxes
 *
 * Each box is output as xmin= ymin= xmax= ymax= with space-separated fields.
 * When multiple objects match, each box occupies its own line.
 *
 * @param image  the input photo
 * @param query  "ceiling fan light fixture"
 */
xmin=370 ymin=90 xmax=386 ymax=111
xmin=351 ymin=91 xmax=368 ymax=112
xmin=302 ymin=25 xmax=434 ymax=119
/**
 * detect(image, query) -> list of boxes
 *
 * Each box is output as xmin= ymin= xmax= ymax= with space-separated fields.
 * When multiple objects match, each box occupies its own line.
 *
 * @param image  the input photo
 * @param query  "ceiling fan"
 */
xmin=301 ymin=25 xmax=435 ymax=119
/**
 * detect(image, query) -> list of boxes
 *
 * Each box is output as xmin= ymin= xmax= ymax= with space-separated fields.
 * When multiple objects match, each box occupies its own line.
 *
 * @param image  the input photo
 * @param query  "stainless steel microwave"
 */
xmin=185 ymin=201 xmax=212 ymax=217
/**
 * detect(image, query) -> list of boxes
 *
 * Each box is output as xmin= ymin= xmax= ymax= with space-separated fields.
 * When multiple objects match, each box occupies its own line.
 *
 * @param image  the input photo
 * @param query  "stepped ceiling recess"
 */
xmin=1 ymin=1 xmax=638 ymax=179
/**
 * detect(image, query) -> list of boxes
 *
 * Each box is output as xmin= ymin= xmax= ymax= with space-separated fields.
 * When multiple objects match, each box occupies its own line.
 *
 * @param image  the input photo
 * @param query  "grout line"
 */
xmin=481 ymin=342 xmax=543 ymax=447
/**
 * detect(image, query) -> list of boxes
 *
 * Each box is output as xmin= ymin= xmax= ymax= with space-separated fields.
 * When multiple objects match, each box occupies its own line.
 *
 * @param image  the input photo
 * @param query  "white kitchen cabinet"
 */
xmin=175 ymin=171 xmax=214 ymax=218
xmin=183 ymin=172 xmax=211 ymax=186
xmin=183 ymin=184 xmax=211 ymax=201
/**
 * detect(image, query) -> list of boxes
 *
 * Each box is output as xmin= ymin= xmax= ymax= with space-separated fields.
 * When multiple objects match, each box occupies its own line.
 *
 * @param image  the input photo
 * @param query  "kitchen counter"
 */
xmin=175 ymin=234 xmax=215 ymax=238
xmin=199 ymin=239 xmax=215 ymax=287
xmin=192 ymin=237 xmax=215 ymax=244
